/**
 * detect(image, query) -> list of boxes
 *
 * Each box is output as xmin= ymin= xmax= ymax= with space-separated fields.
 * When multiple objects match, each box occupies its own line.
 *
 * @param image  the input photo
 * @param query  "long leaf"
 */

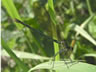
xmin=74 ymin=25 xmax=96 ymax=46
xmin=1 ymin=38 xmax=29 ymax=72
xmin=75 ymin=15 xmax=94 ymax=37
xmin=48 ymin=0 xmax=60 ymax=61
xmin=2 ymin=50 xmax=51 ymax=60
xmin=2 ymin=0 xmax=23 ymax=29
xmin=48 ymin=0 xmax=57 ymax=25
xmin=84 ymin=53 xmax=96 ymax=57
xmin=28 ymin=61 xmax=96 ymax=72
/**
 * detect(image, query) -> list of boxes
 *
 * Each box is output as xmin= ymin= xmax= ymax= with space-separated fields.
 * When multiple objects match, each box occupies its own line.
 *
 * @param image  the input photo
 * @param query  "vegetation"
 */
xmin=1 ymin=0 xmax=96 ymax=72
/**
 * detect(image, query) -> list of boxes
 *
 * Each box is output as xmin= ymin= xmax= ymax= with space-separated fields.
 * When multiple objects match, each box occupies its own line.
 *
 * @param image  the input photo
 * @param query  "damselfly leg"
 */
xmin=50 ymin=48 xmax=67 ymax=69
xmin=50 ymin=41 xmax=78 ymax=69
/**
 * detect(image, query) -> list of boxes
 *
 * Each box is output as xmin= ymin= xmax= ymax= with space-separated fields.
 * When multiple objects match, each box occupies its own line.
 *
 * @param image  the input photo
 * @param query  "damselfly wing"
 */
xmin=15 ymin=19 xmax=78 ymax=68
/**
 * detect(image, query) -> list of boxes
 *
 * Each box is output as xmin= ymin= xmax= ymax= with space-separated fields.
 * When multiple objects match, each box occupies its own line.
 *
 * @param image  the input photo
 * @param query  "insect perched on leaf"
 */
xmin=15 ymin=19 xmax=78 ymax=68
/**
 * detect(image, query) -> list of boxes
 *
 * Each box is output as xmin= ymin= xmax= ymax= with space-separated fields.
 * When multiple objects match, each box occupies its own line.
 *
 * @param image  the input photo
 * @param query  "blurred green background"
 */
xmin=1 ymin=0 xmax=96 ymax=72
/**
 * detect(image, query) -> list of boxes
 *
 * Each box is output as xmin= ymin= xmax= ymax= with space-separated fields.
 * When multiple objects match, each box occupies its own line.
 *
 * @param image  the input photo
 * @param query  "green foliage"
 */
xmin=74 ymin=25 xmax=96 ymax=45
xmin=1 ymin=0 xmax=96 ymax=72
xmin=48 ymin=0 xmax=60 ymax=62
xmin=2 ymin=0 xmax=23 ymax=29
xmin=2 ymin=50 xmax=50 ymax=60
xmin=28 ymin=61 xmax=96 ymax=72
xmin=84 ymin=53 xmax=96 ymax=57
xmin=1 ymin=38 xmax=29 ymax=72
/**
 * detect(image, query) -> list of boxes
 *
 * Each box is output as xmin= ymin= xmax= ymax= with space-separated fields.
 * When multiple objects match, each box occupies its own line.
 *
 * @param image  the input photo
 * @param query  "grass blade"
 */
xmin=48 ymin=0 xmax=57 ymax=25
xmin=1 ymin=38 xmax=29 ymax=72
xmin=2 ymin=0 xmax=23 ymax=29
xmin=48 ymin=0 xmax=60 ymax=61
xmin=86 ymin=0 xmax=93 ymax=15
xmin=2 ymin=50 xmax=51 ymax=60
xmin=75 ymin=15 xmax=94 ymax=37
xmin=84 ymin=53 xmax=96 ymax=57
xmin=74 ymin=25 xmax=96 ymax=46
xmin=28 ymin=61 xmax=96 ymax=72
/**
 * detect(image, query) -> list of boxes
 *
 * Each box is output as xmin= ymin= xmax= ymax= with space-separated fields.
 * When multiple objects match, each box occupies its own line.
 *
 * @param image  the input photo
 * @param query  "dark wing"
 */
xmin=15 ymin=19 xmax=60 ymax=44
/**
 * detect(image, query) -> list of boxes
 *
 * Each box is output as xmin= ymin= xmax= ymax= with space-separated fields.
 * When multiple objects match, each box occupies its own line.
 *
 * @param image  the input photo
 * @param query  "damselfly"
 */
xmin=15 ymin=19 xmax=77 ymax=68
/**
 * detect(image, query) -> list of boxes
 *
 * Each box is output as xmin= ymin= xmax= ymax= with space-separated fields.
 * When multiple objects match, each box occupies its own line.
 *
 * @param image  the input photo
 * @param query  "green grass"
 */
xmin=48 ymin=0 xmax=60 ymax=61
xmin=1 ymin=0 xmax=96 ymax=72
xmin=1 ymin=38 xmax=29 ymax=72
xmin=2 ymin=0 xmax=23 ymax=29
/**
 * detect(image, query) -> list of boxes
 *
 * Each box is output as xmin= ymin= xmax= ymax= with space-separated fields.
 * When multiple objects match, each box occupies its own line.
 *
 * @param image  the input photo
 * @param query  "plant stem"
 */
xmin=48 ymin=0 xmax=60 ymax=61
xmin=86 ymin=0 xmax=93 ymax=15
